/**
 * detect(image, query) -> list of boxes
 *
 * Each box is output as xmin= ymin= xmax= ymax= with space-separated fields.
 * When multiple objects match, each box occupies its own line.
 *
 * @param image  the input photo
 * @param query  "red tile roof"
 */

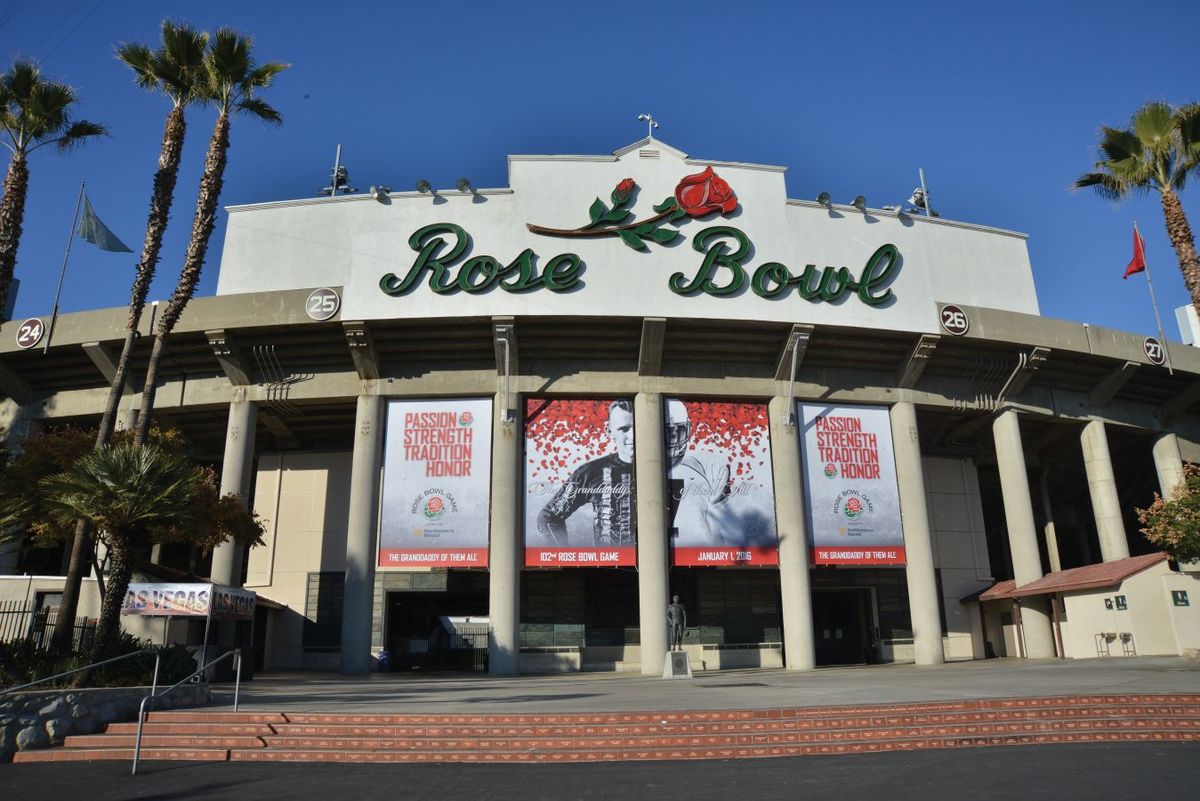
xmin=965 ymin=553 xmax=1169 ymax=603
xmin=1013 ymin=553 xmax=1169 ymax=596
xmin=975 ymin=580 xmax=1017 ymax=602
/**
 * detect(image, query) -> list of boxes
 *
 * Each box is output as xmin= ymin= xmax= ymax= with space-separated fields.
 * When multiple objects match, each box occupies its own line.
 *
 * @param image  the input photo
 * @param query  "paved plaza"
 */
xmin=212 ymin=656 xmax=1200 ymax=714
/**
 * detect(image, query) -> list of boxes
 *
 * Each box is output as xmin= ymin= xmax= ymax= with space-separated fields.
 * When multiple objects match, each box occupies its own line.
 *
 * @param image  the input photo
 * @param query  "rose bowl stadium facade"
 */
xmin=2 ymin=137 xmax=1198 ymax=676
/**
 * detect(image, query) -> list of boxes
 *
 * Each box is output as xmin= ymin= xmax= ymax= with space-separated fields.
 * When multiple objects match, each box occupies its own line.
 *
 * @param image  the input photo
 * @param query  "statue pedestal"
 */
xmin=661 ymin=649 xmax=693 ymax=680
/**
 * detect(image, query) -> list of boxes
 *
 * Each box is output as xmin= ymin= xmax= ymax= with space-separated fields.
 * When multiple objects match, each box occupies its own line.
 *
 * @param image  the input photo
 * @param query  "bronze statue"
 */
xmin=667 ymin=594 xmax=686 ymax=650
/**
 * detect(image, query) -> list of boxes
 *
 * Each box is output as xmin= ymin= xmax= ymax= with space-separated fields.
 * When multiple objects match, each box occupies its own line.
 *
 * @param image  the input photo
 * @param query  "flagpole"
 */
xmin=1136 ymin=220 xmax=1174 ymax=375
xmin=43 ymin=181 xmax=86 ymax=355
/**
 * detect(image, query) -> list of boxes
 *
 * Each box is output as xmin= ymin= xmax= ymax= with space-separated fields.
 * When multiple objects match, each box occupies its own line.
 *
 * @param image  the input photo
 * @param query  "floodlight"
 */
xmin=851 ymin=195 xmax=867 ymax=212
xmin=816 ymin=191 xmax=831 ymax=205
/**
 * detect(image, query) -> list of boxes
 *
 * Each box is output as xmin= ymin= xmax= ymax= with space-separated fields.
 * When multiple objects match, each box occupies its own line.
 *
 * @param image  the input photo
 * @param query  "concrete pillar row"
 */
xmin=1038 ymin=469 xmax=1063 ymax=573
xmin=634 ymin=392 xmax=669 ymax=676
xmin=210 ymin=394 xmax=257 ymax=587
xmin=889 ymin=401 xmax=945 ymax=666
xmin=0 ymin=413 xmax=42 ymax=575
xmin=1152 ymin=432 xmax=1186 ymax=502
xmin=1080 ymin=419 xmax=1129 ymax=562
xmin=991 ymin=409 xmax=1056 ymax=659
xmin=487 ymin=394 xmax=522 ymax=676
xmin=768 ymin=396 xmax=815 ymax=671
xmin=339 ymin=391 xmax=384 ymax=676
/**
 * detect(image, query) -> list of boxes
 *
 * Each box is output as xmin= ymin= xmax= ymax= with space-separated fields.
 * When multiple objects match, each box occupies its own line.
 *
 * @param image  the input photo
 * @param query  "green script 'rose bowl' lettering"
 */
xmin=379 ymin=222 xmax=900 ymax=306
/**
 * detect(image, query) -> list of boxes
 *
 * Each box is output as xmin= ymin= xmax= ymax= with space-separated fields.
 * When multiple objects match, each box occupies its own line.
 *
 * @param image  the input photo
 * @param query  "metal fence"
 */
xmin=0 ymin=600 xmax=97 ymax=652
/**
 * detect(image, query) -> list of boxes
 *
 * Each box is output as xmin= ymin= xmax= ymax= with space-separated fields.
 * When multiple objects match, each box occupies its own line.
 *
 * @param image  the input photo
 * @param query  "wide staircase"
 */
xmin=13 ymin=693 xmax=1200 ymax=764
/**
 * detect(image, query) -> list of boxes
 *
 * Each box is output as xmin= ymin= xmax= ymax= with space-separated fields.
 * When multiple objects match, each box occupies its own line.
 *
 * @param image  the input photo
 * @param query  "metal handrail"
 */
xmin=131 ymin=648 xmax=242 ymax=776
xmin=0 ymin=648 xmax=161 ymax=698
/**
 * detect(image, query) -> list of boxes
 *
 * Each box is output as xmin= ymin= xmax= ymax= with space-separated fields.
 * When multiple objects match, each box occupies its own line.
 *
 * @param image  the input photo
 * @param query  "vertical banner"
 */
xmin=378 ymin=398 xmax=492 ymax=568
xmin=798 ymin=403 xmax=905 ymax=565
xmin=666 ymin=399 xmax=778 ymax=566
xmin=524 ymin=398 xmax=636 ymax=566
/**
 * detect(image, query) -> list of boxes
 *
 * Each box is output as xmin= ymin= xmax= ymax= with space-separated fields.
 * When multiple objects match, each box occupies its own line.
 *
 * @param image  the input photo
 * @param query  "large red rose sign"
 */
xmin=527 ymin=167 xmax=739 ymax=251
xmin=674 ymin=167 xmax=737 ymax=216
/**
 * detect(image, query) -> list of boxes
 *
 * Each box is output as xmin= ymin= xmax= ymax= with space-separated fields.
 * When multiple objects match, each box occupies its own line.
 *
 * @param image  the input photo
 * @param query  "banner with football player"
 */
xmin=665 ymin=399 xmax=779 ymax=566
xmin=378 ymin=398 xmax=492 ymax=568
xmin=524 ymin=398 xmax=637 ymax=567
xmin=798 ymin=403 xmax=905 ymax=565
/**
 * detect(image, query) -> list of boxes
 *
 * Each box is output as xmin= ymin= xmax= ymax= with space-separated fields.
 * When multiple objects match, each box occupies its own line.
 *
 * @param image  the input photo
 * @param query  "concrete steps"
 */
xmin=12 ymin=693 xmax=1200 ymax=765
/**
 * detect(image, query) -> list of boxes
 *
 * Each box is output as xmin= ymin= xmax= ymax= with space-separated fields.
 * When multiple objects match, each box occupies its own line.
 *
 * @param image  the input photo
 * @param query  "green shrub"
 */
xmin=1 ymin=632 xmax=196 ymax=690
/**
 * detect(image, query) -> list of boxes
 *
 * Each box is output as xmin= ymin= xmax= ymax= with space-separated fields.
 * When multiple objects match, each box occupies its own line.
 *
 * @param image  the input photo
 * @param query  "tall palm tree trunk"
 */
xmin=134 ymin=111 xmax=229 ymax=447
xmin=90 ymin=538 xmax=131 ymax=657
xmin=52 ymin=106 xmax=190 ymax=653
xmin=73 ymin=537 xmax=133 ymax=687
xmin=97 ymin=104 xmax=188 ymax=443
xmin=134 ymin=334 xmax=168 ymax=447
xmin=0 ymin=153 xmax=29 ymax=316
xmin=51 ymin=520 xmax=94 ymax=652
xmin=1160 ymin=188 xmax=1200 ymax=312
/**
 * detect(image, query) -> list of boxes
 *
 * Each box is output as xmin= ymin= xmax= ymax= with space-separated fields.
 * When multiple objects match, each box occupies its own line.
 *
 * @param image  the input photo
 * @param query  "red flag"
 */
xmin=1124 ymin=227 xmax=1147 ymax=279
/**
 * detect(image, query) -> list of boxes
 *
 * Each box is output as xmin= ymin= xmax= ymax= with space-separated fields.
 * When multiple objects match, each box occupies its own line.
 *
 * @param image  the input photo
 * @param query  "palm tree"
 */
xmin=1076 ymin=101 xmax=1200 ymax=309
xmin=100 ymin=22 xmax=208 ymax=441
xmin=0 ymin=61 xmax=106 ymax=317
xmin=40 ymin=444 xmax=199 ymax=662
xmin=133 ymin=29 xmax=287 ymax=446
xmin=50 ymin=22 xmax=209 ymax=654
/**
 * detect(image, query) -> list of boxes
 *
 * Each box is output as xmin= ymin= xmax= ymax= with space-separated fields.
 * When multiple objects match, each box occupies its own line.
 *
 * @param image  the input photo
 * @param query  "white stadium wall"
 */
xmin=216 ymin=139 xmax=1038 ymax=333
xmin=239 ymin=446 xmax=991 ymax=670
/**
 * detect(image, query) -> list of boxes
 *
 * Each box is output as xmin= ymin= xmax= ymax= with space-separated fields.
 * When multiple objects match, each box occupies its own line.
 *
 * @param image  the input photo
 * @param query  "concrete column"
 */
xmin=889 ymin=401 xmax=944 ymax=665
xmin=991 ymin=410 xmax=1056 ymax=658
xmin=487 ymin=395 xmax=521 ymax=676
xmin=0 ymin=409 xmax=35 ymax=574
xmin=768 ymin=396 xmax=815 ymax=671
xmin=210 ymin=393 xmax=257 ymax=587
xmin=339 ymin=392 xmax=384 ymax=675
xmin=635 ymin=392 xmax=669 ymax=676
xmin=1153 ymin=432 xmax=1186 ymax=502
xmin=1038 ymin=468 xmax=1062 ymax=573
xmin=1080 ymin=420 xmax=1129 ymax=562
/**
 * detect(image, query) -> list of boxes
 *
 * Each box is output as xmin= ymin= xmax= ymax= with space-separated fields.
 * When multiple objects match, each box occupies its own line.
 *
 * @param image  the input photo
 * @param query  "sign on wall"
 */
xmin=121 ymin=583 xmax=255 ymax=619
xmin=665 ymin=399 xmax=778 ymax=566
xmin=378 ymin=398 xmax=492 ymax=568
xmin=524 ymin=398 xmax=636 ymax=567
xmin=798 ymin=403 xmax=905 ymax=565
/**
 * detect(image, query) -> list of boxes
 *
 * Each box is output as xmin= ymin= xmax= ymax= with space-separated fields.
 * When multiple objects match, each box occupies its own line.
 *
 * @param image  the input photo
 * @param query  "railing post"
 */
xmin=150 ymin=651 xmax=160 ymax=698
xmin=233 ymin=648 xmax=242 ymax=712
xmin=131 ymin=696 xmax=151 ymax=776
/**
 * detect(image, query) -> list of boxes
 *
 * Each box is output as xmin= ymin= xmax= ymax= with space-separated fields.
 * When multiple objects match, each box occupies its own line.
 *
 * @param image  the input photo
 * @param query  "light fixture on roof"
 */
xmin=457 ymin=177 xmax=473 ymax=194
xmin=637 ymin=113 xmax=659 ymax=138
xmin=416 ymin=179 xmax=433 ymax=194
xmin=906 ymin=169 xmax=938 ymax=217
xmin=816 ymin=191 xmax=831 ymax=206
xmin=369 ymin=185 xmax=391 ymax=201
xmin=851 ymin=195 xmax=867 ymax=212
xmin=318 ymin=144 xmax=357 ymax=196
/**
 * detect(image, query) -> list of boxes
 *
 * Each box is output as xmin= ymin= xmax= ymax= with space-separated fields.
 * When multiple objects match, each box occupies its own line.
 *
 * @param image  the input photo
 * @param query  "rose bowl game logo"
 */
xmin=823 ymin=463 xmax=838 ymax=479
xmin=423 ymin=496 xmax=447 ymax=520
xmin=458 ymin=411 xmax=473 ymax=427
xmin=527 ymin=167 xmax=739 ymax=251
xmin=842 ymin=496 xmax=864 ymax=520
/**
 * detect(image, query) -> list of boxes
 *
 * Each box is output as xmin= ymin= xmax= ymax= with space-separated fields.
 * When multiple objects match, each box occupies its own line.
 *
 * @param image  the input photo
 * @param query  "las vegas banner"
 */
xmin=378 ymin=398 xmax=492 ymax=568
xmin=666 ymin=399 xmax=778 ymax=566
xmin=524 ymin=398 xmax=636 ymax=567
xmin=798 ymin=403 xmax=905 ymax=565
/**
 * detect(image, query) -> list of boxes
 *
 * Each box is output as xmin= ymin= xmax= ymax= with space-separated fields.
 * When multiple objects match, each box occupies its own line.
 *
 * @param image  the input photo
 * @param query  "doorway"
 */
xmin=811 ymin=588 xmax=873 ymax=666
xmin=385 ymin=589 xmax=488 ymax=671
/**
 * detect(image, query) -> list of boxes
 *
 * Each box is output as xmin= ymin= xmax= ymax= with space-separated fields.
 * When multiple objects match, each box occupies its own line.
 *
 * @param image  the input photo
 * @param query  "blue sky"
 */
xmin=3 ymin=1 xmax=1200 ymax=339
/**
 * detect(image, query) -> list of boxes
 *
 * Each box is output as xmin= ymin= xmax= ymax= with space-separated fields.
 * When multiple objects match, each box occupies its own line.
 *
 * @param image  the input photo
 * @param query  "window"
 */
xmin=303 ymin=572 xmax=344 ymax=652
